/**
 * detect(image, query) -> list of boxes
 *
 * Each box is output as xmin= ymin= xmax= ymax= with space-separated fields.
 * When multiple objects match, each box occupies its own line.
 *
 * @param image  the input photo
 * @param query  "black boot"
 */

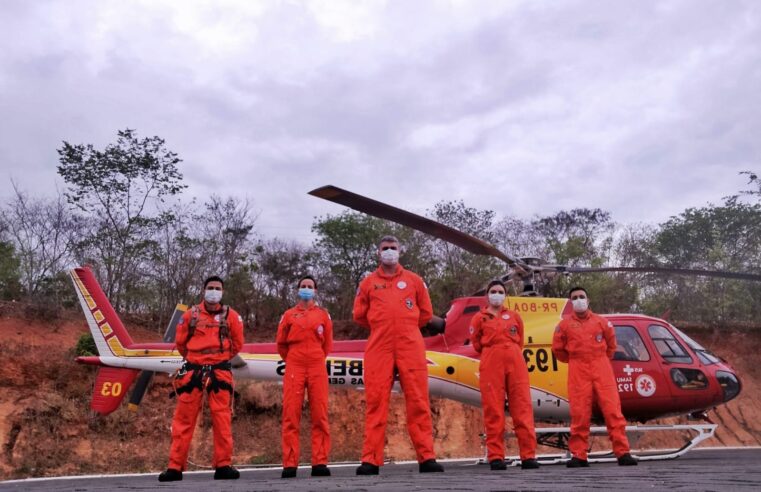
xmin=356 ymin=462 xmax=380 ymax=475
xmin=521 ymin=458 xmax=540 ymax=469
xmin=281 ymin=467 xmax=297 ymax=478
xmin=489 ymin=459 xmax=507 ymax=471
xmin=311 ymin=464 xmax=331 ymax=476
xmin=617 ymin=453 xmax=638 ymax=466
xmin=158 ymin=468 xmax=182 ymax=482
xmin=566 ymin=457 xmax=590 ymax=468
xmin=214 ymin=466 xmax=240 ymax=480
xmin=419 ymin=459 xmax=444 ymax=473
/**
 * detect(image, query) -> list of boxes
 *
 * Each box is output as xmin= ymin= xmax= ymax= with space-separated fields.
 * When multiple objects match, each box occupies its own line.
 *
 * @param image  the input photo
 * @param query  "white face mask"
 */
xmin=204 ymin=289 xmax=223 ymax=304
xmin=380 ymin=248 xmax=399 ymax=266
xmin=572 ymin=298 xmax=588 ymax=313
xmin=488 ymin=293 xmax=506 ymax=307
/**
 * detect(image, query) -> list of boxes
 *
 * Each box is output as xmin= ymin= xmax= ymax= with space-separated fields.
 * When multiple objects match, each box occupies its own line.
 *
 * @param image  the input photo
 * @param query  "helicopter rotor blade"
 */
xmin=309 ymin=185 xmax=524 ymax=266
xmin=555 ymin=266 xmax=761 ymax=282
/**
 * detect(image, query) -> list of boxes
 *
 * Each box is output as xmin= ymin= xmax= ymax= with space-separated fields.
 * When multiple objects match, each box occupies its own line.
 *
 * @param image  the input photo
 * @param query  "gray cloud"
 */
xmin=1 ymin=0 xmax=759 ymax=245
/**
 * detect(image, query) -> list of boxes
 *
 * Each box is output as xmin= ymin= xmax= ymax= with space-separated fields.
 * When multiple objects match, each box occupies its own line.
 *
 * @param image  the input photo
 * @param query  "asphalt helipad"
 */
xmin=2 ymin=448 xmax=760 ymax=491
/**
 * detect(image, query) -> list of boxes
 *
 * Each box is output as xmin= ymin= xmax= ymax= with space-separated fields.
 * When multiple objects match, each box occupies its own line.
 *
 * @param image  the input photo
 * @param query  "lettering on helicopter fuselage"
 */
xmin=512 ymin=302 xmax=560 ymax=313
xmin=523 ymin=348 xmax=559 ymax=373
xmin=277 ymin=359 xmax=365 ymax=384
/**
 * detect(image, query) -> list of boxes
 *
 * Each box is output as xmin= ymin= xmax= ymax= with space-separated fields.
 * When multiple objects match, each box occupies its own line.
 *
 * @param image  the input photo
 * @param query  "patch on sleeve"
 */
xmin=607 ymin=321 xmax=613 ymax=328
xmin=238 ymin=315 xmax=243 ymax=322
xmin=469 ymin=326 xmax=475 ymax=335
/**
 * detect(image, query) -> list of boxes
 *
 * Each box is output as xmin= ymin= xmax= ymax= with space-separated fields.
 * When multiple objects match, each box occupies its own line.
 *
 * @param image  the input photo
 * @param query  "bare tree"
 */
xmin=1 ymin=182 xmax=81 ymax=298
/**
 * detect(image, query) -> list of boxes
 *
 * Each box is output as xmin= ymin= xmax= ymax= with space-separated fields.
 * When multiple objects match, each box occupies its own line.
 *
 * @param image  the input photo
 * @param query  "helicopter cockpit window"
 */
xmin=671 ymin=326 xmax=721 ymax=365
xmin=670 ymin=368 xmax=708 ymax=390
xmin=612 ymin=326 xmax=650 ymax=362
xmin=648 ymin=325 xmax=693 ymax=364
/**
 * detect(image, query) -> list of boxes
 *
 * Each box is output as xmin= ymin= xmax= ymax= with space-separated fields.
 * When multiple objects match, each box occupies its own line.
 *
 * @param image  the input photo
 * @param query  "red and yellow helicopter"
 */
xmin=72 ymin=185 xmax=756 ymax=463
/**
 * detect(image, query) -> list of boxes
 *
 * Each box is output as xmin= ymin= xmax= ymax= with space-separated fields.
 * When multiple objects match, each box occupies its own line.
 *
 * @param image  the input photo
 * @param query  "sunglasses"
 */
xmin=381 ymin=246 xmax=398 ymax=251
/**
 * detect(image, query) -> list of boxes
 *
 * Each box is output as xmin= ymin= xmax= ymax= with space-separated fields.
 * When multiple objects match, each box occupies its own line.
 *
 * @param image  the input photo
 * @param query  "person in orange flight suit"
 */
xmin=469 ymin=280 xmax=539 ymax=471
xmin=551 ymin=286 xmax=638 ymax=467
xmin=159 ymin=276 xmax=245 ymax=482
xmin=353 ymin=235 xmax=444 ymax=475
xmin=277 ymin=275 xmax=333 ymax=479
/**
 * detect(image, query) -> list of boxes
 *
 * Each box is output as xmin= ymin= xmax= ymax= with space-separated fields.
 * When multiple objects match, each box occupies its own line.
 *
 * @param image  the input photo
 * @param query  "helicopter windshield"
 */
xmin=671 ymin=325 xmax=721 ymax=365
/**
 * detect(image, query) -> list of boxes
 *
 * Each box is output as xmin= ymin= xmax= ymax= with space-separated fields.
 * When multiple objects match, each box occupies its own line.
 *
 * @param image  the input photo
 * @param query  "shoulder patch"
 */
xmin=238 ymin=315 xmax=243 ymax=322
xmin=607 ymin=321 xmax=613 ymax=328
xmin=469 ymin=326 xmax=475 ymax=335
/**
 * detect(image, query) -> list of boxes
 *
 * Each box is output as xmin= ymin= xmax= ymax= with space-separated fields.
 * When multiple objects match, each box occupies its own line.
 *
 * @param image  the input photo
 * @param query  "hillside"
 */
xmin=1 ymin=304 xmax=759 ymax=479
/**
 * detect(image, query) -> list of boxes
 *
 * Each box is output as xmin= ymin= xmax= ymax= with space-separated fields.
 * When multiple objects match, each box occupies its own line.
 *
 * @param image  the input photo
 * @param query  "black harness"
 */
xmin=170 ymin=361 xmax=233 ymax=398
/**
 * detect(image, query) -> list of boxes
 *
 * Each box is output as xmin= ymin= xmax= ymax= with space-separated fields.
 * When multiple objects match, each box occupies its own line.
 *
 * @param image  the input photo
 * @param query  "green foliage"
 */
xmin=57 ymin=129 xmax=187 ymax=309
xmin=534 ymin=208 xmax=614 ymax=266
xmin=311 ymin=212 xmax=395 ymax=318
xmin=57 ymin=129 xmax=185 ymax=211
xmin=427 ymin=200 xmax=502 ymax=310
xmin=0 ymin=241 xmax=22 ymax=300
xmin=75 ymin=332 xmax=97 ymax=356
xmin=632 ymin=199 xmax=761 ymax=324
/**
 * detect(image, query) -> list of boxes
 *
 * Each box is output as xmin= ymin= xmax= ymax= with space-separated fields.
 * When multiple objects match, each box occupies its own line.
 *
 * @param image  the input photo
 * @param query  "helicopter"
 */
xmin=71 ymin=185 xmax=758 ymax=464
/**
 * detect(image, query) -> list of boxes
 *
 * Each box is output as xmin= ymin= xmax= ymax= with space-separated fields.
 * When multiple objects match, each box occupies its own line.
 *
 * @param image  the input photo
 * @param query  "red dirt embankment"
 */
xmin=0 ymin=305 xmax=759 ymax=479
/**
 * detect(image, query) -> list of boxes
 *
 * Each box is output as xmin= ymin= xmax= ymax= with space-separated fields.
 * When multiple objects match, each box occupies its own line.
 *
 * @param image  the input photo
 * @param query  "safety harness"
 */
xmin=170 ymin=305 xmax=234 ymax=398
xmin=171 ymin=361 xmax=234 ymax=397
xmin=187 ymin=304 xmax=231 ymax=353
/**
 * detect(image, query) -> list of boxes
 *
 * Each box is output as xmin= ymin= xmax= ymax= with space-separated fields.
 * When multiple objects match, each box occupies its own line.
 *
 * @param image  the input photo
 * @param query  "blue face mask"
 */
xmin=298 ymin=287 xmax=315 ymax=301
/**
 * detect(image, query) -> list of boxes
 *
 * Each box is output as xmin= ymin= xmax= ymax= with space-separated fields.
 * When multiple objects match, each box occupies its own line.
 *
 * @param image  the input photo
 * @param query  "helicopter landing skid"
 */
xmin=478 ymin=423 xmax=718 ymax=465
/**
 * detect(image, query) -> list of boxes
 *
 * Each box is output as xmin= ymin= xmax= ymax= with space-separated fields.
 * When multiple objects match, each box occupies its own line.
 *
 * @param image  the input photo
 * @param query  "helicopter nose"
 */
xmin=715 ymin=370 xmax=741 ymax=403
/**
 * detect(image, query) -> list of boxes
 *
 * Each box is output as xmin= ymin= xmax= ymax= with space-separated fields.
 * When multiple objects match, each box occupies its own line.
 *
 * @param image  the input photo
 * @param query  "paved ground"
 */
xmin=2 ymin=448 xmax=761 ymax=491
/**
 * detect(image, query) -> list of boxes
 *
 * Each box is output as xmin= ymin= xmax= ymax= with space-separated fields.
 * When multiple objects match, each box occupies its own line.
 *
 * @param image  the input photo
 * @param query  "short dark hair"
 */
xmin=204 ymin=276 xmax=224 ymax=289
xmin=378 ymin=235 xmax=400 ymax=248
xmin=298 ymin=275 xmax=317 ymax=289
xmin=486 ymin=280 xmax=506 ymax=293
xmin=568 ymin=286 xmax=587 ymax=298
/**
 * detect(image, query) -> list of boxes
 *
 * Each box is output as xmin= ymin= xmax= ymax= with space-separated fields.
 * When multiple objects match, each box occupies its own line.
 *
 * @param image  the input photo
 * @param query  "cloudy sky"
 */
xmin=1 ymin=0 xmax=759 ymax=242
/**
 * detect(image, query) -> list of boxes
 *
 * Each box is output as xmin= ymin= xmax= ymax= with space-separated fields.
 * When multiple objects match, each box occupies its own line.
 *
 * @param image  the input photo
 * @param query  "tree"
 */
xmin=639 ymin=200 xmax=761 ymax=324
xmin=57 ymin=129 xmax=186 ymax=311
xmin=427 ymin=200 xmax=503 ymax=307
xmin=1 ymin=183 xmax=81 ymax=299
xmin=311 ymin=211 xmax=392 ymax=318
xmin=0 ymin=241 xmax=22 ymax=300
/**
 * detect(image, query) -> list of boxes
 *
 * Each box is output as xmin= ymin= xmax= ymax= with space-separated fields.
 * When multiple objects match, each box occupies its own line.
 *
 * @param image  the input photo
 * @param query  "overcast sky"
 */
xmin=1 ymin=0 xmax=759 ymax=243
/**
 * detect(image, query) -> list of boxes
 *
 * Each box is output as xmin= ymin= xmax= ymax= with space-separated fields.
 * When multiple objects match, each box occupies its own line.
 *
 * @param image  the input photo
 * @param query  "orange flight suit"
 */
xmin=470 ymin=307 xmax=536 ymax=462
xmin=551 ymin=310 xmax=630 ymax=460
xmin=353 ymin=265 xmax=436 ymax=466
xmin=168 ymin=303 xmax=244 ymax=471
xmin=277 ymin=303 xmax=333 ymax=468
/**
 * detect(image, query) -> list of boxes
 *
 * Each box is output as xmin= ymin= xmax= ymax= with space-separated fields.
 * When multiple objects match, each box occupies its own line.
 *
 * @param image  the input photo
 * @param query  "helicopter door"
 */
xmin=609 ymin=325 xmax=671 ymax=408
xmin=645 ymin=323 xmax=714 ymax=408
